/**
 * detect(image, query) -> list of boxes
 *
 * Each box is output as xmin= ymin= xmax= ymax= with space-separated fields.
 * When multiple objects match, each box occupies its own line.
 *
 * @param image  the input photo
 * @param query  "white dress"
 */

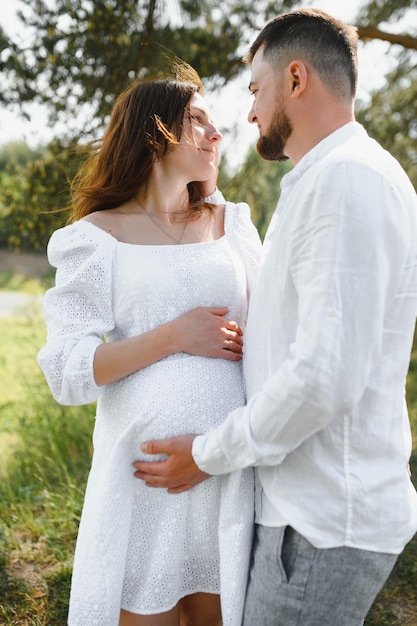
xmin=38 ymin=201 xmax=262 ymax=626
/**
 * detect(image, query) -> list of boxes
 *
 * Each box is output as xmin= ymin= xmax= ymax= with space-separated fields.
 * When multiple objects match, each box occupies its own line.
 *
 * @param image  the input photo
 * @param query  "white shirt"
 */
xmin=193 ymin=122 xmax=417 ymax=554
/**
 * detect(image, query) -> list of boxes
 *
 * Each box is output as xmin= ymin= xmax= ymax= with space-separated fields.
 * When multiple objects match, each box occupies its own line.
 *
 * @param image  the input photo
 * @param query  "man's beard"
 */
xmin=257 ymin=107 xmax=292 ymax=162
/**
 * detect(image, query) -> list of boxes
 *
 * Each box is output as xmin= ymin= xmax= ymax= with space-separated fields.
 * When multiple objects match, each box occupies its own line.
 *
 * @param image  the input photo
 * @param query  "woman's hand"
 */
xmin=92 ymin=306 xmax=243 ymax=387
xmin=171 ymin=306 xmax=243 ymax=360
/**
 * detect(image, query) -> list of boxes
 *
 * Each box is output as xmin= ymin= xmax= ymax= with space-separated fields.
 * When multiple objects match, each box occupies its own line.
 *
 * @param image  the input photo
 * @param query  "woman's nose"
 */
xmin=209 ymin=125 xmax=223 ymax=142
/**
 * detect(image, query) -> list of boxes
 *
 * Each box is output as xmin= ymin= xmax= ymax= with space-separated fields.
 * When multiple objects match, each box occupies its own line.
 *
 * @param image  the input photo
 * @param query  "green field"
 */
xmin=0 ymin=280 xmax=416 ymax=624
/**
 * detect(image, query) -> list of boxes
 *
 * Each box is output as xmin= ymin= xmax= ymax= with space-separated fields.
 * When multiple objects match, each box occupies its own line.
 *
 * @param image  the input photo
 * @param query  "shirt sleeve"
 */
xmin=38 ymin=222 xmax=117 ymax=406
xmin=193 ymin=160 xmax=411 ymax=474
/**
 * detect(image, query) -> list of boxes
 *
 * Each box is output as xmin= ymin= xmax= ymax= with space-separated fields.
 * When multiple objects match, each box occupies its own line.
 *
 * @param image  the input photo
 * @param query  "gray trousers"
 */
xmin=242 ymin=524 xmax=397 ymax=626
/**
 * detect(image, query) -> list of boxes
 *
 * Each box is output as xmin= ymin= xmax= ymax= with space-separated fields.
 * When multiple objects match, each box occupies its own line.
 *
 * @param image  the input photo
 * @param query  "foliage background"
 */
xmin=1 ymin=0 xmax=417 ymax=249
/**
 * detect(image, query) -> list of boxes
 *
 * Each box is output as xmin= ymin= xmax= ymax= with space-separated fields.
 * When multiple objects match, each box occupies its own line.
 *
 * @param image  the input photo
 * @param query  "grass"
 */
xmin=0 ymin=296 xmax=95 ymax=624
xmin=0 ymin=276 xmax=416 ymax=624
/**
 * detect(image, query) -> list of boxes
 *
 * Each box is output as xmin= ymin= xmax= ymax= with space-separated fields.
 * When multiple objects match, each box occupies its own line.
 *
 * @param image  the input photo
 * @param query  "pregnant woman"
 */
xmin=38 ymin=63 xmax=261 ymax=626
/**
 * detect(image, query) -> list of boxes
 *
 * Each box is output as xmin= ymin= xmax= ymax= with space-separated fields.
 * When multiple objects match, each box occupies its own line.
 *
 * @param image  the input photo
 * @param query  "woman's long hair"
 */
xmin=70 ymin=64 xmax=207 ymax=221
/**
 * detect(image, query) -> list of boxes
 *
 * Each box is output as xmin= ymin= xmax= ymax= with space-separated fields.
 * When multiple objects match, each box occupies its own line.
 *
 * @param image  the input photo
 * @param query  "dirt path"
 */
xmin=0 ymin=291 xmax=43 ymax=317
xmin=0 ymin=249 xmax=50 ymax=279
xmin=0 ymin=250 xmax=49 ymax=317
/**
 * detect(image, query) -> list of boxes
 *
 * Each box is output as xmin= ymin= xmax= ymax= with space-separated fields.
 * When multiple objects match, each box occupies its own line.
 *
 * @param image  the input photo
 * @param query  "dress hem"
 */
xmin=120 ymin=585 xmax=220 ymax=615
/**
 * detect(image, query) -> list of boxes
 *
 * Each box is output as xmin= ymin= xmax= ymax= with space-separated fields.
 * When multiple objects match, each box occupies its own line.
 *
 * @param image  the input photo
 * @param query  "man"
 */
xmin=133 ymin=9 xmax=417 ymax=625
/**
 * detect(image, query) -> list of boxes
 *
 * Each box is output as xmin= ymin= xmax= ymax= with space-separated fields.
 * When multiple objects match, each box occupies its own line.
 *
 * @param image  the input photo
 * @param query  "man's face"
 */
xmin=248 ymin=46 xmax=292 ymax=162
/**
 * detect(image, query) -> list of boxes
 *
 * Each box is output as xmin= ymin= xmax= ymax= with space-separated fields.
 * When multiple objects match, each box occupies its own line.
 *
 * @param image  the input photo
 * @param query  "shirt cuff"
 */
xmin=192 ymin=429 xmax=239 ymax=475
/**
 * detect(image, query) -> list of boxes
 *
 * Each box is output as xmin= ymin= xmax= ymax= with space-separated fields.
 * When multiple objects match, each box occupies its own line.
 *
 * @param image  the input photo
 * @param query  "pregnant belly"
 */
xmin=93 ymin=355 xmax=245 ymax=457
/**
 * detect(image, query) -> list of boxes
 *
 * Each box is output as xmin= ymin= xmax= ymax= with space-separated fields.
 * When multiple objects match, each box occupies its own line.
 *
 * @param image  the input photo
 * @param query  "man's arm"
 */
xmin=134 ymin=162 xmax=408 ymax=491
xmin=132 ymin=434 xmax=210 ymax=492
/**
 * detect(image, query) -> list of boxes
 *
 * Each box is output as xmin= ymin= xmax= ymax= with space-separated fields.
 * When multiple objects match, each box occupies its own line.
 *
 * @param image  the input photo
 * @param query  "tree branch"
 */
xmin=134 ymin=0 xmax=158 ymax=75
xmin=357 ymin=25 xmax=417 ymax=51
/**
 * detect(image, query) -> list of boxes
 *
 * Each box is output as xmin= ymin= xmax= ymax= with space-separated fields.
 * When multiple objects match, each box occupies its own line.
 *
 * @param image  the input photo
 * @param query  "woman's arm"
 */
xmin=93 ymin=306 xmax=243 ymax=385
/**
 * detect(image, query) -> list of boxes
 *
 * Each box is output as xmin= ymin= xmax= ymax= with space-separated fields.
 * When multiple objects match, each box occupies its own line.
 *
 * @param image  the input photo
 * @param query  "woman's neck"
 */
xmin=138 ymin=172 xmax=190 ymax=222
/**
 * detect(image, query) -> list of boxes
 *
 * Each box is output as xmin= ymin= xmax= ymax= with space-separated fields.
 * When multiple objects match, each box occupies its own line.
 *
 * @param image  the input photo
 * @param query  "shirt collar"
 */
xmin=281 ymin=122 xmax=367 ymax=192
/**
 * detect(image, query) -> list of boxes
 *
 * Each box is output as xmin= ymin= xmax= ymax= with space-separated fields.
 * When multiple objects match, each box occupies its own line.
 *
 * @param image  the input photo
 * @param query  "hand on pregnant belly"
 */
xmin=171 ymin=306 xmax=243 ymax=360
xmin=132 ymin=434 xmax=210 ymax=493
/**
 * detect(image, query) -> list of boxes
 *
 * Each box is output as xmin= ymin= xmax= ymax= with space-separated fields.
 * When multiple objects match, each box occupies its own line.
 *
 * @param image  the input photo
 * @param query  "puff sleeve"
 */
xmin=38 ymin=222 xmax=117 ymax=406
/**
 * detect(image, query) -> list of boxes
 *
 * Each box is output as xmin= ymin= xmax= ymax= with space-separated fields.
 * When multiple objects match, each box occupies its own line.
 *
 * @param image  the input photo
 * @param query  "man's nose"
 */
xmin=248 ymin=105 xmax=256 ymax=124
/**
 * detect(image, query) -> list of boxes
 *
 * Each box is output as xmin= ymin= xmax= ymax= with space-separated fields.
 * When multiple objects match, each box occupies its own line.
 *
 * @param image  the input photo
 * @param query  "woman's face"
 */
xmin=168 ymin=93 xmax=222 ymax=183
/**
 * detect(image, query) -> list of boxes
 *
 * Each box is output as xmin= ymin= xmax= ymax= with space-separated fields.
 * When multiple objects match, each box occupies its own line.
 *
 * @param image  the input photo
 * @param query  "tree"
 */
xmin=353 ymin=0 xmax=417 ymax=185
xmin=1 ymin=0 xmax=417 ymax=253
xmin=0 ymin=141 xmax=43 ymax=170
xmin=357 ymin=57 xmax=417 ymax=188
xmin=2 ymin=0 xmax=417 ymax=161
xmin=0 ymin=0 xmax=300 ymax=139
xmin=219 ymin=147 xmax=291 ymax=239
xmin=0 ymin=139 xmax=79 ymax=251
xmin=356 ymin=0 xmax=417 ymax=51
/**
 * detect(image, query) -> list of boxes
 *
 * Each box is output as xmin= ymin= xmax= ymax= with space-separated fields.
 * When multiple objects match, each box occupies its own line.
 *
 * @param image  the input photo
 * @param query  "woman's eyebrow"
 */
xmin=190 ymin=106 xmax=208 ymax=116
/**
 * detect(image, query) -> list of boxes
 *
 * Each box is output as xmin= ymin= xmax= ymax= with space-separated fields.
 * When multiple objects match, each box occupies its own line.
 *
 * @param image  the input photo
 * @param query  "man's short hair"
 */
xmin=246 ymin=9 xmax=359 ymax=100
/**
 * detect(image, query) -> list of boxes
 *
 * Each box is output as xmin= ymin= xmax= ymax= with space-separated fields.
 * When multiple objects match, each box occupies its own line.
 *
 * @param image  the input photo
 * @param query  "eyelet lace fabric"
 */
xmin=38 ymin=202 xmax=262 ymax=625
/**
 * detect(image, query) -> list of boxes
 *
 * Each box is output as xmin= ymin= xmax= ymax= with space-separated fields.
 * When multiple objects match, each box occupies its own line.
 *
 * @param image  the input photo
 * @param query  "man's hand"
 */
xmin=132 ymin=434 xmax=210 ymax=493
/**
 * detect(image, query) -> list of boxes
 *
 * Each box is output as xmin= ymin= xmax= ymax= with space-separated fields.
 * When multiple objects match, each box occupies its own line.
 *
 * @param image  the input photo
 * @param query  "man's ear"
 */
xmin=288 ymin=60 xmax=307 ymax=97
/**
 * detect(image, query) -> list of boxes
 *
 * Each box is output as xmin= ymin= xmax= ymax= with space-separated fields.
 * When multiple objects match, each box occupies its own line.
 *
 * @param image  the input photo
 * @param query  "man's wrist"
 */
xmin=192 ymin=431 xmax=231 ymax=475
